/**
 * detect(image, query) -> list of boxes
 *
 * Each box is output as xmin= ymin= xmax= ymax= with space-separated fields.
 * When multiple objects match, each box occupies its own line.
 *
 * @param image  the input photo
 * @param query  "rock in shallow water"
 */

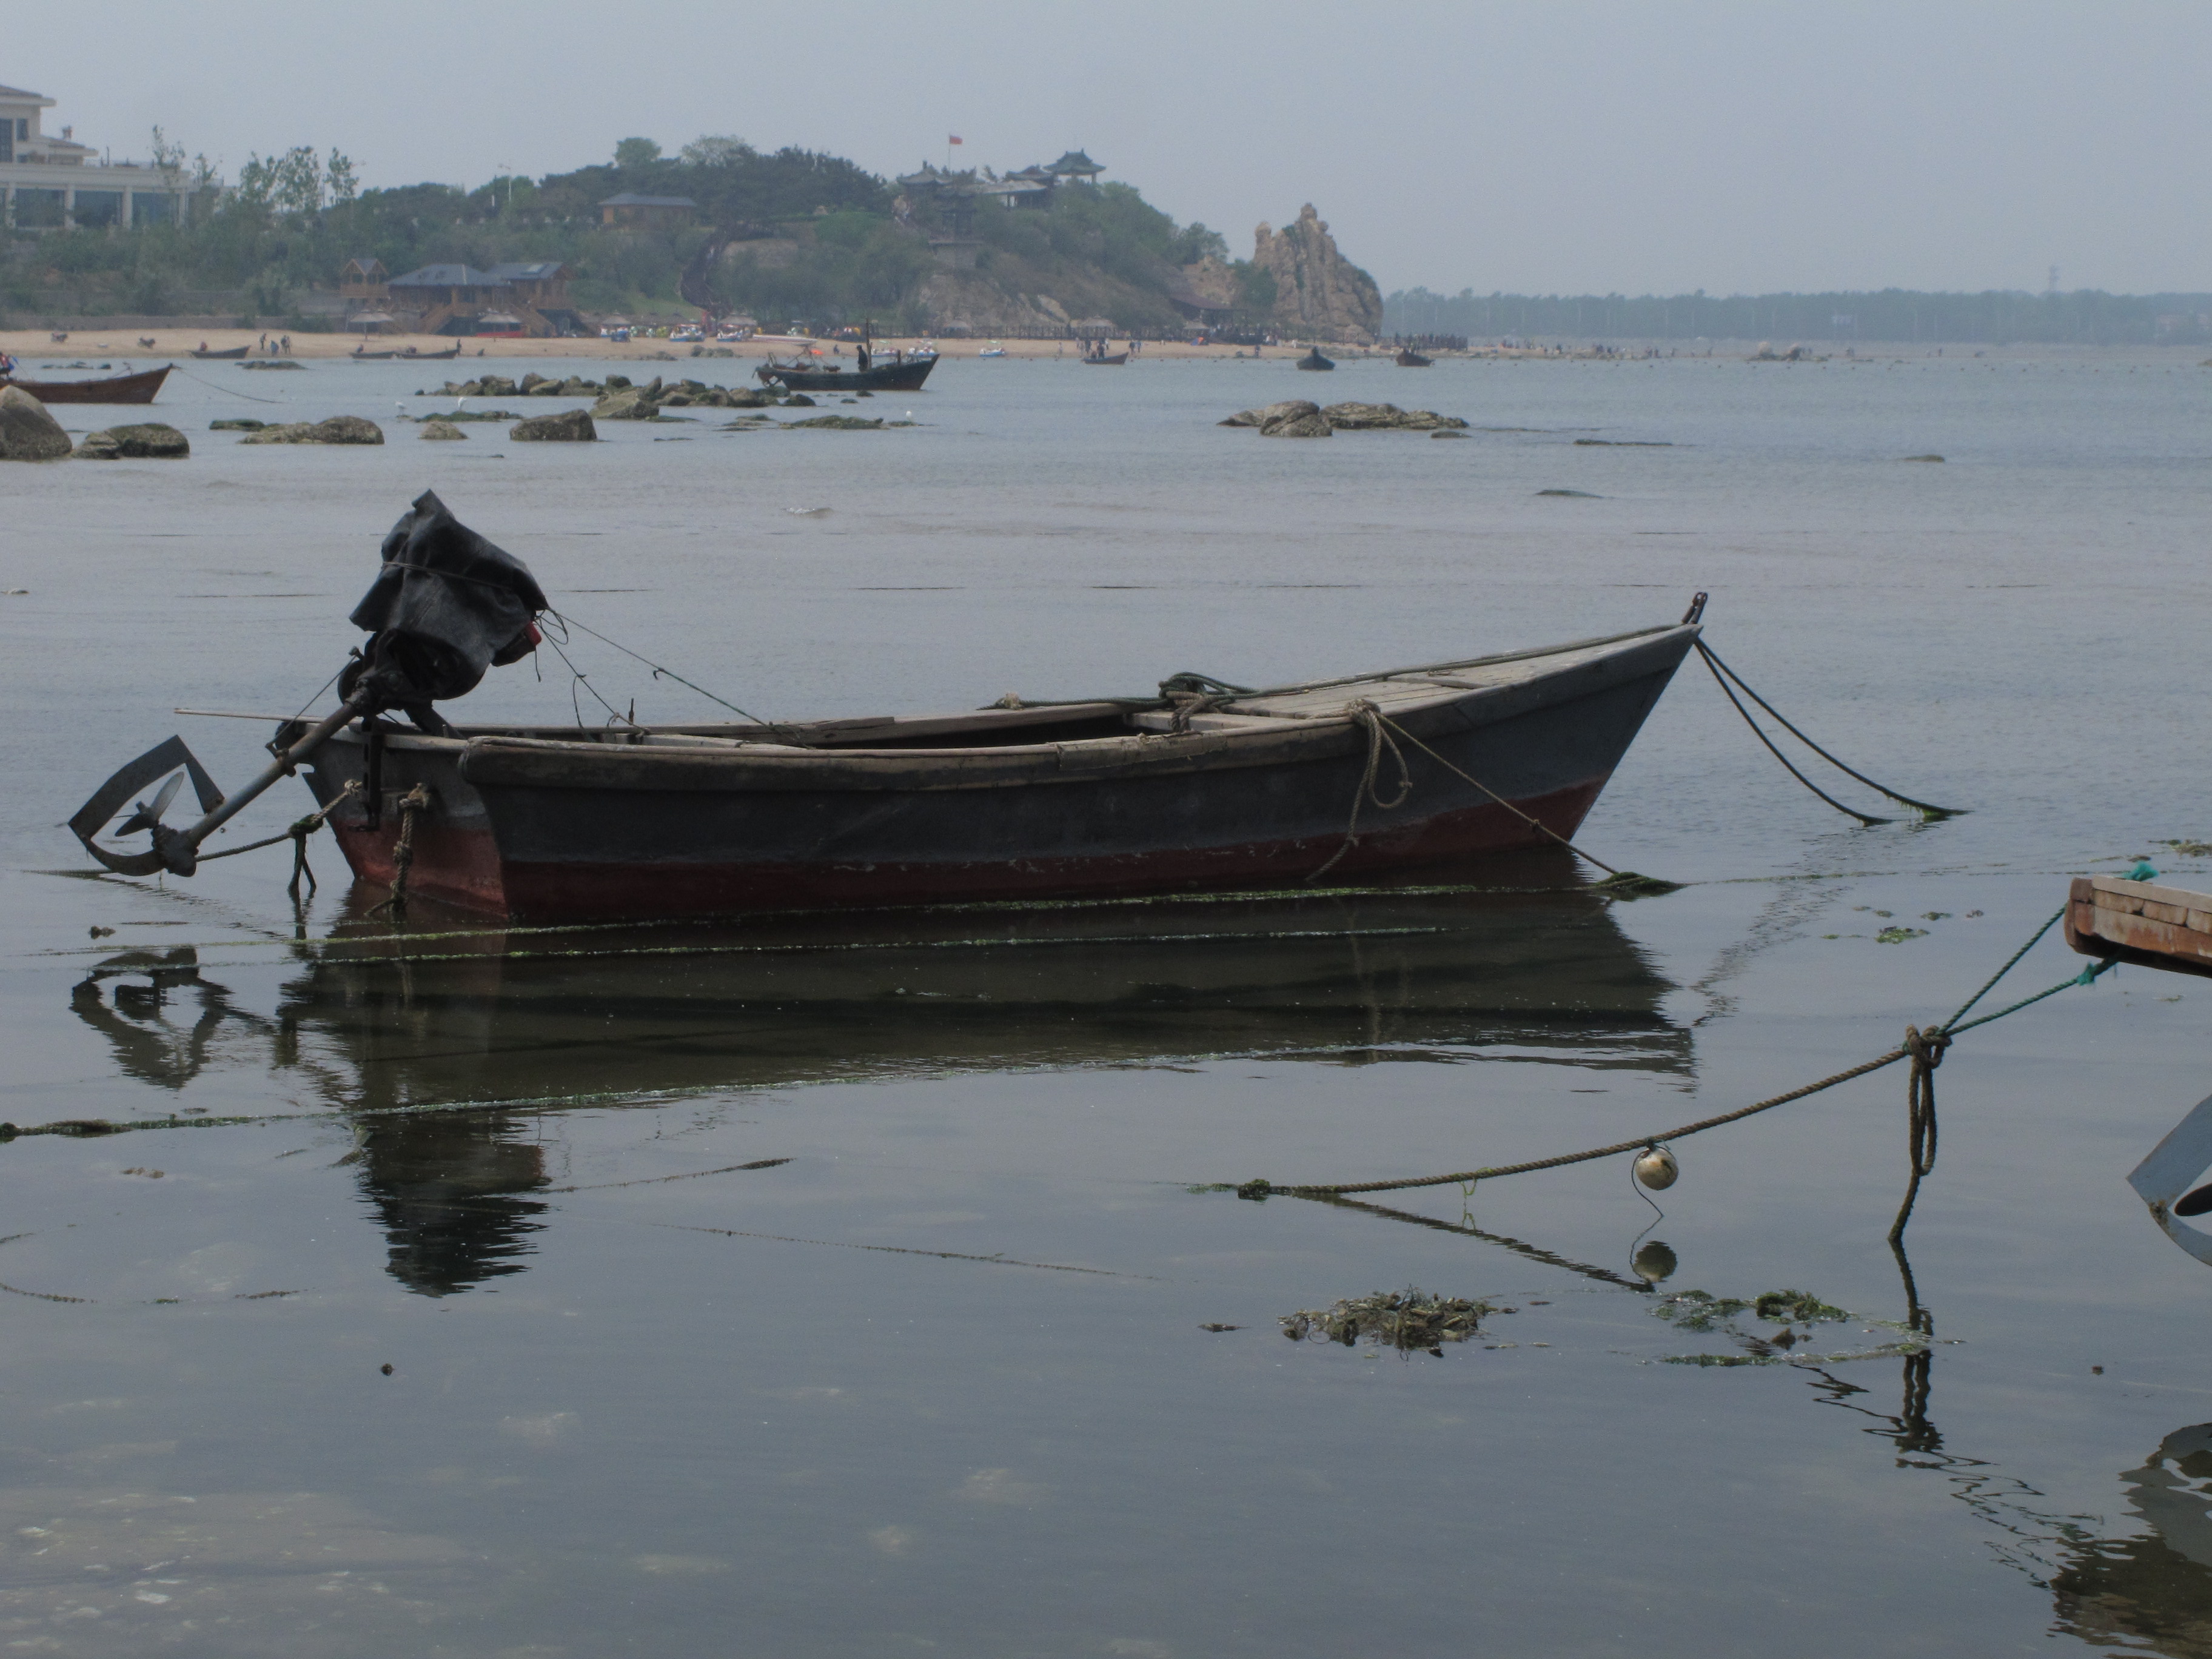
xmin=419 ymin=420 xmax=468 ymax=440
xmin=76 ymin=423 xmax=190 ymax=459
xmin=0 ymin=387 xmax=71 ymax=461
xmin=509 ymin=409 xmax=597 ymax=442
xmin=238 ymin=415 xmax=384 ymax=445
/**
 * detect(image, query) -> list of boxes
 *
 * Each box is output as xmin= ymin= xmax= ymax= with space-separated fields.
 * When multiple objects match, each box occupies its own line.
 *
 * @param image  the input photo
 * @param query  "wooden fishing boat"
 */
xmin=286 ymin=620 xmax=1700 ymax=922
xmin=756 ymin=354 xmax=936 ymax=392
xmin=2066 ymin=875 xmax=2212 ymax=978
xmin=1082 ymin=350 xmax=1129 ymax=366
xmin=1396 ymin=349 xmax=1434 ymax=367
xmin=404 ymin=344 xmax=464 ymax=360
xmin=192 ymin=345 xmax=249 ymax=359
xmin=349 ymin=348 xmax=399 ymax=360
xmin=0 ymin=364 xmax=169 ymax=404
xmin=1296 ymin=347 xmax=1335 ymax=370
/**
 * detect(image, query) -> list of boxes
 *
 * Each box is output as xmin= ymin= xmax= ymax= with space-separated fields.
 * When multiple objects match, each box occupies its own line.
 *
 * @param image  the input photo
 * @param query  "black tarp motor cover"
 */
xmin=344 ymin=490 xmax=548 ymax=713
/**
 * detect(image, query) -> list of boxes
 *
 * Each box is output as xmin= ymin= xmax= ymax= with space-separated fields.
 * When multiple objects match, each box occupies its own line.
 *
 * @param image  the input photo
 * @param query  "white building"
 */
xmin=0 ymin=81 xmax=209 ymax=230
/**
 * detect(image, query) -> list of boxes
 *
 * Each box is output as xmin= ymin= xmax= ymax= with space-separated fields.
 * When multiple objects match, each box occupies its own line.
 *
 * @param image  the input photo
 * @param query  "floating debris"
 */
xmin=1646 ymin=1288 xmax=1899 ymax=1366
xmin=1281 ymin=1287 xmax=1493 ymax=1353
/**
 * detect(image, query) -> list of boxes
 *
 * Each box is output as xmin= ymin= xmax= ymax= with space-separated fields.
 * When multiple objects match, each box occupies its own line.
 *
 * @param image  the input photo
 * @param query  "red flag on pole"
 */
xmin=948 ymin=134 xmax=963 ymax=144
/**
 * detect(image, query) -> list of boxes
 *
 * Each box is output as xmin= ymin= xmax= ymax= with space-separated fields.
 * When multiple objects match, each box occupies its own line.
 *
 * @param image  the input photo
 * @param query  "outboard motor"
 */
xmin=73 ymin=491 xmax=546 ymax=877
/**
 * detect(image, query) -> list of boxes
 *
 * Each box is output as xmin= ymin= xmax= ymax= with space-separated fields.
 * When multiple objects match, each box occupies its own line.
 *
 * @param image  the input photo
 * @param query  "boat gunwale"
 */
xmin=425 ymin=625 xmax=1697 ymax=795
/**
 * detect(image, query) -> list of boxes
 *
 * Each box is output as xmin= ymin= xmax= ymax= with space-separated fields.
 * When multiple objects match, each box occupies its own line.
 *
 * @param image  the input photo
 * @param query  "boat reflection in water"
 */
xmin=69 ymin=853 xmax=1689 ymax=1293
xmin=2049 ymin=1425 xmax=2212 ymax=1655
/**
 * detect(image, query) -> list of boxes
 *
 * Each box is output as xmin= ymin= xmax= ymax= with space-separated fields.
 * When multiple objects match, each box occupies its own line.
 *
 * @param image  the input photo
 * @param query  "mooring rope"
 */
xmin=1888 ymin=1022 xmax=1949 ymax=1242
xmin=1307 ymin=700 xmax=1414 ymax=880
xmin=1696 ymin=640 xmax=1963 ymax=823
xmin=1362 ymin=708 xmax=1675 ymax=894
xmin=1229 ymin=919 xmax=2115 ymax=1201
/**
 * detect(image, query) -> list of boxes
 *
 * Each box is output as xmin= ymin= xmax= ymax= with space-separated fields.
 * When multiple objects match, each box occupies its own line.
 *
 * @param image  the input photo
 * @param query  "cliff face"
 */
xmin=1252 ymin=204 xmax=1381 ymax=343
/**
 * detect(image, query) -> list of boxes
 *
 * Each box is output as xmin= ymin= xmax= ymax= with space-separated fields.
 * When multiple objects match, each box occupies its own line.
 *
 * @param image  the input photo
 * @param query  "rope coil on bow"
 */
xmin=1307 ymin=700 xmax=1413 ymax=880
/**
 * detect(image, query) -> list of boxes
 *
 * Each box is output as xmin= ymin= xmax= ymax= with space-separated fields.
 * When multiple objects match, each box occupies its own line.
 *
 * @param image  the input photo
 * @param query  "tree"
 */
xmin=327 ymin=149 xmax=359 ymax=206
xmin=614 ymin=137 xmax=662 ymax=169
xmin=679 ymin=135 xmax=751 ymax=167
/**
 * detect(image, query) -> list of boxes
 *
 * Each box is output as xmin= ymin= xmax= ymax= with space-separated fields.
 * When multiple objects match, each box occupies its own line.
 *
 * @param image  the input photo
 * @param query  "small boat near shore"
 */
xmin=2066 ymin=874 xmax=2212 ymax=977
xmin=191 ymin=345 xmax=249 ymax=360
xmin=1297 ymin=347 xmax=1335 ymax=370
xmin=1395 ymin=349 xmax=1434 ymax=367
xmin=1081 ymin=350 xmax=1128 ymax=366
xmin=1 ymin=364 xmax=170 ymax=404
xmin=72 ymin=492 xmax=1700 ymax=925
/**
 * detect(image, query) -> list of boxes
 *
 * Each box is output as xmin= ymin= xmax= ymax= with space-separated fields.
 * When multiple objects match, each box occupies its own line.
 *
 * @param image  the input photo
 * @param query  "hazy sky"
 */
xmin=10 ymin=1 xmax=2208 ymax=295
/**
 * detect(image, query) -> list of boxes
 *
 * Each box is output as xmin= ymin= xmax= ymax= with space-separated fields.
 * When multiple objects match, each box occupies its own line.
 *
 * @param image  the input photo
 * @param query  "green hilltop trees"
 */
xmin=0 ymin=130 xmax=1252 ymax=332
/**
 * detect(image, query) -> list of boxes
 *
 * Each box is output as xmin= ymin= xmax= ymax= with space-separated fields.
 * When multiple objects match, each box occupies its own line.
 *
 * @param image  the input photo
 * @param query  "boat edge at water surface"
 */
xmin=293 ymin=623 xmax=1698 ymax=922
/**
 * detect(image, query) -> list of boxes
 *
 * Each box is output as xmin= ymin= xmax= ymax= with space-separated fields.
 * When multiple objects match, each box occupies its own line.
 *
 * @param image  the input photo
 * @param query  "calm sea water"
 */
xmin=2 ymin=348 xmax=2211 ymax=1656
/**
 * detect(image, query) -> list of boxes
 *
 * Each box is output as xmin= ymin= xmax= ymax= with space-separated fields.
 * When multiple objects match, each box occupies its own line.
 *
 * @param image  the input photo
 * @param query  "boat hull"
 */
xmin=297 ymin=626 xmax=1695 ymax=923
xmin=757 ymin=356 xmax=937 ymax=392
xmin=2 ymin=365 xmax=169 ymax=404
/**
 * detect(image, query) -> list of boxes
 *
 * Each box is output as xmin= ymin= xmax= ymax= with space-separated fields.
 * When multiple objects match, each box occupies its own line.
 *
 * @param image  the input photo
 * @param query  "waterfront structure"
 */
xmin=0 ymin=81 xmax=212 ymax=229
xmin=599 ymin=193 xmax=697 ymax=229
xmin=363 ymin=259 xmax=579 ymax=337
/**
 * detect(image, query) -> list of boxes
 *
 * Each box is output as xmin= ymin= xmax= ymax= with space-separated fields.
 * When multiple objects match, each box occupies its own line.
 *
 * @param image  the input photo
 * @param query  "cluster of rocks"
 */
xmin=1220 ymin=400 xmax=1471 ymax=438
xmin=437 ymin=372 xmax=608 ymax=398
xmin=429 ymin=373 xmax=790 ymax=422
xmin=0 ymin=389 xmax=195 ymax=461
xmin=240 ymin=416 xmax=384 ymax=446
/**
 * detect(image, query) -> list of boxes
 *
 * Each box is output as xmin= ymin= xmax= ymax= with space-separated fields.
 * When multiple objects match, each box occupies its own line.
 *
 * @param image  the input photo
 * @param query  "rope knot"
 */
xmin=1904 ymin=1024 xmax=1951 ymax=1071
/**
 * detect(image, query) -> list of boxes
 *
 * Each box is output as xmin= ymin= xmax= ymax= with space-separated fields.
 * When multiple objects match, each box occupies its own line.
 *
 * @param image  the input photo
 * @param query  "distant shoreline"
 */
xmin=2 ymin=328 xmax=2200 ymax=366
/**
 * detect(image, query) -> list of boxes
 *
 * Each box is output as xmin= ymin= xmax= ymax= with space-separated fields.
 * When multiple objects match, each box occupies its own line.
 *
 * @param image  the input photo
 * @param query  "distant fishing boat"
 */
xmin=1081 ymin=349 xmax=1128 ymax=366
xmin=191 ymin=345 xmax=249 ymax=360
xmin=978 ymin=343 xmax=1007 ymax=358
xmin=757 ymin=323 xmax=936 ymax=392
xmin=1395 ymin=349 xmax=1433 ymax=367
xmin=349 ymin=348 xmax=399 ymax=361
xmin=1296 ymin=347 xmax=1335 ymax=371
xmin=0 ymin=364 xmax=170 ymax=404
xmin=403 ymin=344 xmax=464 ymax=360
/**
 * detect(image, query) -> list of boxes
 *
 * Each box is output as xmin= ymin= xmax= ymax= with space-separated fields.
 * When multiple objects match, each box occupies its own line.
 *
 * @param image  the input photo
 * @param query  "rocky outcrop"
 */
xmin=1222 ymin=400 xmax=1466 ymax=435
xmin=509 ymin=409 xmax=597 ymax=442
xmin=1251 ymin=206 xmax=1382 ymax=344
xmin=209 ymin=418 xmax=267 ymax=432
xmin=1221 ymin=399 xmax=1332 ymax=437
xmin=239 ymin=415 xmax=384 ymax=445
xmin=1319 ymin=402 xmax=1468 ymax=431
xmin=592 ymin=386 xmax=660 ymax=421
xmin=420 ymin=419 xmax=468 ymax=440
xmin=0 ymin=387 xmax=71 ymax=461
xmin=76 ymin=423 xmax=190 ymax=459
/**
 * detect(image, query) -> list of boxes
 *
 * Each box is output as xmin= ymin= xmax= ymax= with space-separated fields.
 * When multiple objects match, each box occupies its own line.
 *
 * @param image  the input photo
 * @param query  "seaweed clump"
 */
xmin=1651 ymin=1288 xmax=1892 ymax=1367
xmin=1281 ymin=1287 xmax=1492 ymax=1355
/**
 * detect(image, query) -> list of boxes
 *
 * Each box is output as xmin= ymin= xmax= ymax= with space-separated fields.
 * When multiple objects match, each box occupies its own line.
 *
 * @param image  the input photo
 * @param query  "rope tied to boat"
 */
xmin=1695 ymin=640 xmax=1963 ymax=825
xmin=1306 ymin=700 xmax=1413 ymax=879
xmin=370 ymin=784 xmax=432 ymax=918
xmin=189 ymin=780 xmax=361 ymax=903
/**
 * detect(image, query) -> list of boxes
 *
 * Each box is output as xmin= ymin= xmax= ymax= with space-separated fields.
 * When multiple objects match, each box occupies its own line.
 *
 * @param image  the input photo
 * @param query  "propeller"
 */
xmin=113 ymin=773 xmax=184 ymax=839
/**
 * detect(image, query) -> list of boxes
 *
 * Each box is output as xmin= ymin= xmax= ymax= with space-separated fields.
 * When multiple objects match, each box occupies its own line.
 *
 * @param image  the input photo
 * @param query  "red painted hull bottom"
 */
xmin=330 ymin=777 xmax=1608 ymax=923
